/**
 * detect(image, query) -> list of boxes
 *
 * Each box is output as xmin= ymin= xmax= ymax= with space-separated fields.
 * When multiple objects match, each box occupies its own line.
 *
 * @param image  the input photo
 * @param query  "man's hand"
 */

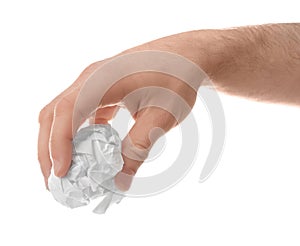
xmin=38 ymin=52 xmax=198 ymax=190
xmin=38 ymin=23 xmax=300 ymax=190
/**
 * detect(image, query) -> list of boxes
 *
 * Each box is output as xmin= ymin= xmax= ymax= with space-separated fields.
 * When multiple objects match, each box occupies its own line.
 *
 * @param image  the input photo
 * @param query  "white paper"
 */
xmin=48 ymin=124 xmax=124 ymax=214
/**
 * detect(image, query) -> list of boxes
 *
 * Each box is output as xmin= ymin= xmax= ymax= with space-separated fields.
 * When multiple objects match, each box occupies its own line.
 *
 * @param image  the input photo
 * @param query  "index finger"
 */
xmin=38 ymin=62 xmax=103 ymax=187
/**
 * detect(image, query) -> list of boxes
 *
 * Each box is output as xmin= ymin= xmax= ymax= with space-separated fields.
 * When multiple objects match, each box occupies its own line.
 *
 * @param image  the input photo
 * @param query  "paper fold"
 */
xmin=48 ymin=124 xmax=124 ymax=214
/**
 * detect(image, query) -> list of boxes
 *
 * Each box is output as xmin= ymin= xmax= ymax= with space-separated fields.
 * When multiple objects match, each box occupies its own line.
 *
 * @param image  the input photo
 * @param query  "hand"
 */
xmin=39 ymin=24 xmax=300 ymax=191
xmin=38 ymin=47 xmax=199 ymax=191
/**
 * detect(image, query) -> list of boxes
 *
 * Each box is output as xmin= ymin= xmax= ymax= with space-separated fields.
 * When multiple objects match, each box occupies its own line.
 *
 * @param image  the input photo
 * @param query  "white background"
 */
xmin=0 ymin=0 xmax=299 ymax=245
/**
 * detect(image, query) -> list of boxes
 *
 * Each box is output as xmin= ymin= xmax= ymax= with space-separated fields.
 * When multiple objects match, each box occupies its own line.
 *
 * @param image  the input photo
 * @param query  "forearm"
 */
xmin=202 ymin=23 xmax=300 ymax=105
xmin=127 ymin=23 xmax=300 ymax=105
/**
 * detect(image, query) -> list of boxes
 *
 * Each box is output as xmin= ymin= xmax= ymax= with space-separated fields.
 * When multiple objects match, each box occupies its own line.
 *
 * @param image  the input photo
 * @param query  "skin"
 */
xmin=38 ymin=23 xmax=300 ymax=190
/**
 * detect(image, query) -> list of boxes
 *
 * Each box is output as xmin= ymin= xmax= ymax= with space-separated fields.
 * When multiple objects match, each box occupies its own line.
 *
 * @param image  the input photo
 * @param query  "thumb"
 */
xmin=114 ymin=108 xmax=176 ymax=191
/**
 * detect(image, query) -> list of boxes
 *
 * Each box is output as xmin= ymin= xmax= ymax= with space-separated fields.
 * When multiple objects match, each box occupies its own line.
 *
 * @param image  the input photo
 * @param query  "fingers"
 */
xmin=48 ymin=78 xmax=119 ymax=177
xmin=50 ymin=89 xmax=80 ymax=177
xmin=38 ymin=88 xmax=79 ymax=186
xmin=115 ymin=107 xmax=177 ymax=191
xmin=38 ymin=62 xmax=104 ymax=187
xmin=39 ymin=100 xmax=117 ymax=183
xmin=38 ymin=106 xmax=54 ymax=188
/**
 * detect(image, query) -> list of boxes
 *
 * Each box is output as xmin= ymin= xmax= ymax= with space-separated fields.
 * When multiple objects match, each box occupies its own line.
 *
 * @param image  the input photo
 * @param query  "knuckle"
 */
xmin=87 ymin=61 xmax=102 ymax=69
xmin=79 ymin=61 xmax=103 ymax=79
xmin=38 ymin=105 xmax=52 ymax=123
xmin=131 ymin=137 xmax=151 ymax=151
xmin=54 ymin=97 xmax=73 ymax=116
xmin=133 ymin=141 xmax=149 ymax=151
xmin=154 ymin=110 xmax=177 ymax=130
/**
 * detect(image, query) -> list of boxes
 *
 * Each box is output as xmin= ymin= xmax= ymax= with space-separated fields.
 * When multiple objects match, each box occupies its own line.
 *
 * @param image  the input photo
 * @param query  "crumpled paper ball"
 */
xmin=48 ymin=124 xmax=124 ymax=214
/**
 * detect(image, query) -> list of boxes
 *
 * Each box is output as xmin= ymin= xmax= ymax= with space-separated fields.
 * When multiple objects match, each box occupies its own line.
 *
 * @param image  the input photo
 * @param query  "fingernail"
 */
xmin=53 ymin=159 xmax=63 ymax=177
